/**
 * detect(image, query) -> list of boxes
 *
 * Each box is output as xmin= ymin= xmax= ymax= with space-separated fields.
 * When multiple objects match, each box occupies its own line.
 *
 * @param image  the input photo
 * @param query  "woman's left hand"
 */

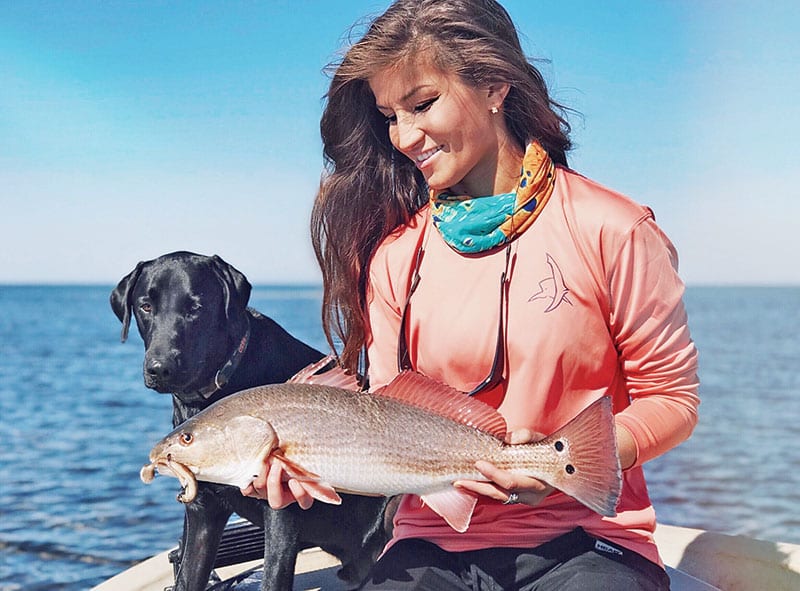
xmin=453 ymin=428 xmax=554 ymax=506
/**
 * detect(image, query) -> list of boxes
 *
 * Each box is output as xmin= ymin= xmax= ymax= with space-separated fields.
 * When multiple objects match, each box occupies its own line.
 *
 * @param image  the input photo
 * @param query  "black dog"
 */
xmin=111 ymin=251 xmax=391 ymax=591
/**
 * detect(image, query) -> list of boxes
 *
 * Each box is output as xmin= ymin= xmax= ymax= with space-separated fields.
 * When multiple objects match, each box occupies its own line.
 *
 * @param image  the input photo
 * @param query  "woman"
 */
xmin=245 ymin=1 xmax=699 ymax=588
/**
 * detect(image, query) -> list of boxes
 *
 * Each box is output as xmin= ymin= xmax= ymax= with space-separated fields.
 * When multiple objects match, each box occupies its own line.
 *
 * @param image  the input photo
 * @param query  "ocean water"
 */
xmin=0 ymin=285 xmax=798 ymax=590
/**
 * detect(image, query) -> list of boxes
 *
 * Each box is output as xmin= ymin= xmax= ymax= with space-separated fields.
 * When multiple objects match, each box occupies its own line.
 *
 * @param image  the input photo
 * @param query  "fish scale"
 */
xmin=264 ymin=387 xmax=499 ymax=491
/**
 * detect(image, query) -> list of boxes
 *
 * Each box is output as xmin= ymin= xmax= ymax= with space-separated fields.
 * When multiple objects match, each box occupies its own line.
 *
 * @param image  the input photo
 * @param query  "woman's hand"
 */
xmin=240 ymin=459 xmax=317 ymax=510
xmin=453 ymin=428 xmax=554 ymax=506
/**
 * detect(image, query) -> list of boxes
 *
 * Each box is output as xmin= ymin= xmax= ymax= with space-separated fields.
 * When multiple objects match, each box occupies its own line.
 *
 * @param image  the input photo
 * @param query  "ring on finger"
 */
xmin=503 ymin=491 xmax=520 ymax=505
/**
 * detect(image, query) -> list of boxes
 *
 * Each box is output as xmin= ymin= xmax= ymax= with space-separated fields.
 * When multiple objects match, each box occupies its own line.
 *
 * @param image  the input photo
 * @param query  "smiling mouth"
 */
xmin=415 ymin=146 xmax=442 ymax=167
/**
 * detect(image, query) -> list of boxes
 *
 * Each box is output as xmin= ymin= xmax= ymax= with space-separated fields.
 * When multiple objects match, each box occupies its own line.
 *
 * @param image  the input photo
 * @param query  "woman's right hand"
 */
xmin=240 ymin=458 xmax=317 ymax=510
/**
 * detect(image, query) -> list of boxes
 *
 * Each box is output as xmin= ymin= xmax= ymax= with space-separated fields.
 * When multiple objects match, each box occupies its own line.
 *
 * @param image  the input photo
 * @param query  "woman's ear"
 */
xmin=487 ymin=82 xmax=511 ymax=111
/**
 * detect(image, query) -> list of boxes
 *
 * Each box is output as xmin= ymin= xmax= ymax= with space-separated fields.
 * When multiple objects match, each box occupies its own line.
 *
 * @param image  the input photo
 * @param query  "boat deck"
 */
xmin=93 ymin=523 xmax=800 ymax=591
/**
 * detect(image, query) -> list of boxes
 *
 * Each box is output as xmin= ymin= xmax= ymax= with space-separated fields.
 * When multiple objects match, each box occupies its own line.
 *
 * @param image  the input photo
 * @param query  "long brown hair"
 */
xmin=311 ymin=0 xmax=573 ymax=374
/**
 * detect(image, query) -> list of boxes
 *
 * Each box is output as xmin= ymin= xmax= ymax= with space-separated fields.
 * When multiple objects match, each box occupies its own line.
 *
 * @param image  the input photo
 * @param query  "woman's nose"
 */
xmin=392 ymin=116 xmax=423 ymax=153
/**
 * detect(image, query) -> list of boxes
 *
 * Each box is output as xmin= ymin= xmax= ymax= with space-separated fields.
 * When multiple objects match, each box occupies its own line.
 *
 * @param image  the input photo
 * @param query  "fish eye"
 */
xmin=180 ymin=432 xmax=193 ymax=446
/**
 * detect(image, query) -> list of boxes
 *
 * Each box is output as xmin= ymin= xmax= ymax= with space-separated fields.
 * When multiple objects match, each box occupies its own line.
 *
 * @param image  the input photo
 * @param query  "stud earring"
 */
xmin=490 ymin=107 xmax=499 ymax=114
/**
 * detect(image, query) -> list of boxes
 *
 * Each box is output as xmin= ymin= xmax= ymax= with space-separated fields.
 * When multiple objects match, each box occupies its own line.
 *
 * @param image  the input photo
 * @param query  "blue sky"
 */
xmin=1 ymin=1 xmax=798 ymax=285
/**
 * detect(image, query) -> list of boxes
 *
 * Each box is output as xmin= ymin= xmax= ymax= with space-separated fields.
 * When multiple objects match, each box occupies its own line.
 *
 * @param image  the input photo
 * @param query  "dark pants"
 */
xmin=359 ymin=528 xmax=670 ymax=591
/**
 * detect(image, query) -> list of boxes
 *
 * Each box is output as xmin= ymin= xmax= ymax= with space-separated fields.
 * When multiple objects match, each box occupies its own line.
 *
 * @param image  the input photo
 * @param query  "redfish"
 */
xmin=141 ymin=359 xmax=621 ymax=532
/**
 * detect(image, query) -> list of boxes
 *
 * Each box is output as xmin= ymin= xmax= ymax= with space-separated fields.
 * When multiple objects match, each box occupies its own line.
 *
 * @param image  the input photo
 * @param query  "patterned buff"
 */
xmin=430 ymin=141 xmax=555 ymax=253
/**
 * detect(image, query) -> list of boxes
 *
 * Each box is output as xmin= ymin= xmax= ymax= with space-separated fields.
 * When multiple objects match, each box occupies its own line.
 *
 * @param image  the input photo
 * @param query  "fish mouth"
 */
xmin=140 ymin=455 xmax=198 ymax=504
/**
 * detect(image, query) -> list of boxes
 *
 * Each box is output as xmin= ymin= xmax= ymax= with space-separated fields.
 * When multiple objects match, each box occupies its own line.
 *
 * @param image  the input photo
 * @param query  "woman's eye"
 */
xmin=414 ymin=97 xmax=438 ymax=113
xmin=380 ymin=97 xmax=437 ymax=125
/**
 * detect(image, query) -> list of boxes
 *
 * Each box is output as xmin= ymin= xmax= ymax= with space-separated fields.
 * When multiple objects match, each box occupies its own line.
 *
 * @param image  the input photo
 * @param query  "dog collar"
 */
xmin=196 ymin=316 xmax=251 ymax=399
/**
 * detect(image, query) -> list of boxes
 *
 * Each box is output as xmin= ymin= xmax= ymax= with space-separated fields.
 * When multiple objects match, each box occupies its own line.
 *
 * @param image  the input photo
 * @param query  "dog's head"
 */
xmin=110 ymin=251 xmax=251 ymax=398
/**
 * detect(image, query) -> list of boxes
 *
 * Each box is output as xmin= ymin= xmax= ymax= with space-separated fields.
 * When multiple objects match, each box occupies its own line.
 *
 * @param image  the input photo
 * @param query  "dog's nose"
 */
xmin=146 ymin=359 xmax=172 ymax=379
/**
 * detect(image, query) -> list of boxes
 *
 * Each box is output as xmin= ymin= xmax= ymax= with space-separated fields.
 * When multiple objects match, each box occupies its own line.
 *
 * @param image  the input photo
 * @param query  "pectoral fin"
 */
xmin=271 ymin=450 xmax=343 ymax=505
xmin=420 ymin=488 xmax=479 ymax=533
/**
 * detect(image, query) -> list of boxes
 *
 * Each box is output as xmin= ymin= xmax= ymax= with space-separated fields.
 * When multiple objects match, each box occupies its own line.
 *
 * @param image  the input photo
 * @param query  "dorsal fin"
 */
xmin=288 ymin=355 xmax=361 ymax=391
xmin=373 ymin=372 xmax=507 ymax=440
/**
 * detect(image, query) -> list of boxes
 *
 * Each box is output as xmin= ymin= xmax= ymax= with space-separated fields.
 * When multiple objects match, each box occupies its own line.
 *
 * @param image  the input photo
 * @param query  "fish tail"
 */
xmin=532 ymin=397 xmax=621 ymax=517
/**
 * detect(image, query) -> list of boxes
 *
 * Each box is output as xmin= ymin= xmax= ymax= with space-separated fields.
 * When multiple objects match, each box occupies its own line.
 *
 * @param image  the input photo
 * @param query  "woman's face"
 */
xmin=369 ymin=61 xmax=513 ymax=197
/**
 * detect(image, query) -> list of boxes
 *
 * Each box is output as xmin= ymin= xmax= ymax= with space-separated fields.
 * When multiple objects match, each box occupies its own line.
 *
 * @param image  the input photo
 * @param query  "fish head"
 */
xmin=143 ymin=413 xmax=277 ymax=492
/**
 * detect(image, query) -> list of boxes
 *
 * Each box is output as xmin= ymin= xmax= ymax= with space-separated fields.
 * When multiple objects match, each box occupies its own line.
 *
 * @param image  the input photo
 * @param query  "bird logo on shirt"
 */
xmin=529 ymin=254 xmax=572 ymax=312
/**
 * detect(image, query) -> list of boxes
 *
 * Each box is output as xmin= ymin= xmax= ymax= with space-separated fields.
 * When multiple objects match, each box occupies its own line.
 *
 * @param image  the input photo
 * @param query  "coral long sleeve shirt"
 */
xmin=365 ymin=167 xmax=700 ymax=565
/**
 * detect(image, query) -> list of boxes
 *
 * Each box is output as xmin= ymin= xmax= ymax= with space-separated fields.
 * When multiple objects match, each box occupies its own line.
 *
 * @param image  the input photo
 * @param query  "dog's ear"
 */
xmin=211 ymin=255 xmax=252 ymax=320
xmin=110 ymin=261 xmax=145 ymax=343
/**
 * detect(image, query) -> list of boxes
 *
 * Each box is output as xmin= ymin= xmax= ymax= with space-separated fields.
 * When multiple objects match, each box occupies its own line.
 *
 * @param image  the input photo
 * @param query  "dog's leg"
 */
xmin=260 ymin=505 xmax=302 ymax=591
xmin=173 ymin=485 xmax=232 ymax=591
xmin=316 ymin=496 xmax=395 ymax=590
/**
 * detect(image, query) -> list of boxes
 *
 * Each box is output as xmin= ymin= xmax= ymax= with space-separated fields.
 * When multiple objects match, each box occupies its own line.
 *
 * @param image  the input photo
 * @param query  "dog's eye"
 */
xmin=140 ymin=303 xmax=152 ymax=313
xmin=179 ymin=432 xmax=194 ymax=446
xmin=184 ymin=300 xmax=201 ymax=317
